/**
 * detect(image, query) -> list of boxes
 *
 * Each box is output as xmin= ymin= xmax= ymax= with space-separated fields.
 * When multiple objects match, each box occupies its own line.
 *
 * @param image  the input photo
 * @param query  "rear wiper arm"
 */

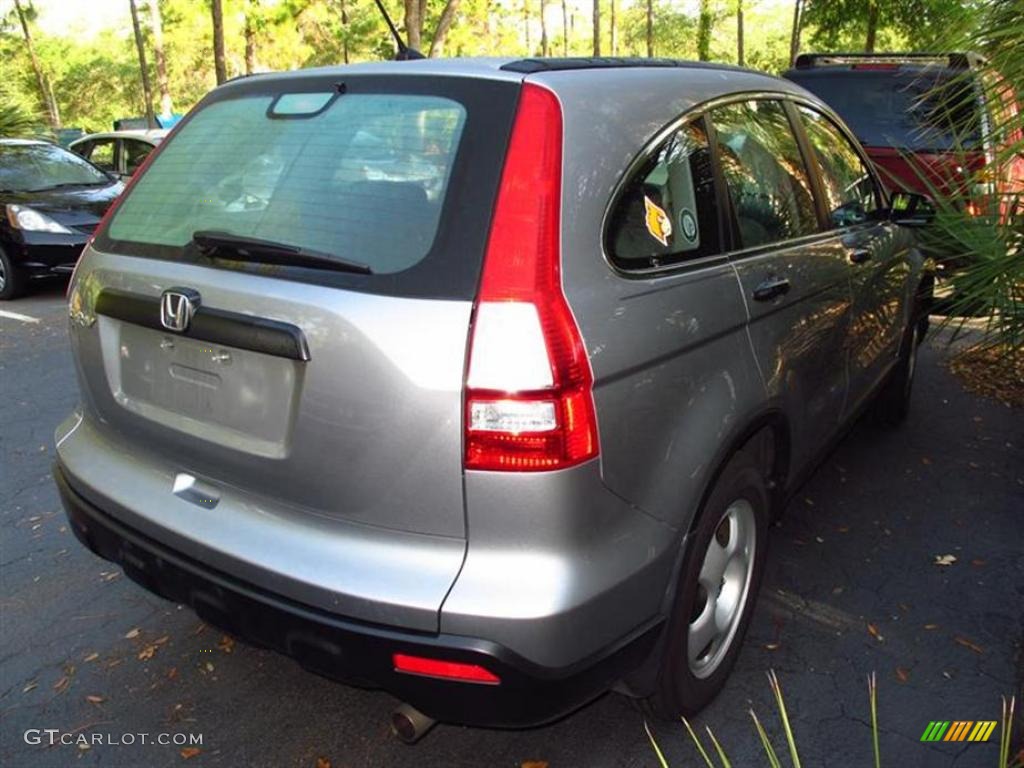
xmin=191 ymin=230 xmax=373 ymax=275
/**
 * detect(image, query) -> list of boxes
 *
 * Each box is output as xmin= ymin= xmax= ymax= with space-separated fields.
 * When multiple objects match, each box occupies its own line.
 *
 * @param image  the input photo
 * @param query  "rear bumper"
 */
xmin=55 ymin=463 xmax=662 ymax=727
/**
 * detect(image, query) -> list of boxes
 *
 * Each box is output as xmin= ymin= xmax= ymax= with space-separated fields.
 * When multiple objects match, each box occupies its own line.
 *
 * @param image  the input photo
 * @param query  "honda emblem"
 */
xmin=159 ymin=288 xmax=201 ymax=332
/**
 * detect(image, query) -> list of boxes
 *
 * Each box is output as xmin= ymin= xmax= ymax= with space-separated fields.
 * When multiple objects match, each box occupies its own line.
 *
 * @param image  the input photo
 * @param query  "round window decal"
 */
xmin=680 ymin=209 xmax=698 ymax=243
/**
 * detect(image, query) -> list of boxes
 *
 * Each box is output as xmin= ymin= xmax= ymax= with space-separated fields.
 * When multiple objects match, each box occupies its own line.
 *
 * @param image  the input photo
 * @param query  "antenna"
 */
xmin=372 ymin=0 xmax=425 ymax=60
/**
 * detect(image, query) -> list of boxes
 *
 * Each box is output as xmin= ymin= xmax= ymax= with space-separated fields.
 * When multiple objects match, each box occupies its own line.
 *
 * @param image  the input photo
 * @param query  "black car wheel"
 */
xmin=644 ymin=449 xmax=769 ymax=718
xmin=872 ymin=309 xmax=921 ymax=426
xmin=0 ymin=247 xmax=27 ymax=300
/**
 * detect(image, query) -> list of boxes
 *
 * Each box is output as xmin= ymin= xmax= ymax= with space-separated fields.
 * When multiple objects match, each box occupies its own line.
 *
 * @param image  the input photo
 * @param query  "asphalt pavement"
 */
xmin=1 ymin=281 xmax=1022 ymax=768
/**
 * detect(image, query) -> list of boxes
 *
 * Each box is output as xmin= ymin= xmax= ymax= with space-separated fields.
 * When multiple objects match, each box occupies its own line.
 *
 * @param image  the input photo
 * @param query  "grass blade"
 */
xmin=682 ymin=716 xmax=717 ymax=768
xmin=705 ymin=725 xmax=733 ymax=768
xmin=999 ymin=696 xmax=1016 ymax=768
xmin=749 ymin=709 xmax=783 ymax=768
xmin=868 ymin=672 xmax=881 ymax=768
xmin=768 ymin=670 xmax=802 ymax=768
xmin=643 ymin=720 xmax=671 ymax=768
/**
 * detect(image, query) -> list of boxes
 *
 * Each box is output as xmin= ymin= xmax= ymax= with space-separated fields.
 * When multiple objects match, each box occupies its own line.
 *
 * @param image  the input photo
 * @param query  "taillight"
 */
xmin=464 ymin=83 xmax=599 ymax=472
xmin=392 ymin=653 xmax=500 ymax=684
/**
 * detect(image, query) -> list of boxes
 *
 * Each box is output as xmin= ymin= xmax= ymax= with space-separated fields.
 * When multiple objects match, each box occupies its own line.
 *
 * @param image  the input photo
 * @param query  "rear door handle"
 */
xmin=752 ymin=276 xmax=791 ymax=302
xmin=849 ymin=248 xmax=873 ymax=264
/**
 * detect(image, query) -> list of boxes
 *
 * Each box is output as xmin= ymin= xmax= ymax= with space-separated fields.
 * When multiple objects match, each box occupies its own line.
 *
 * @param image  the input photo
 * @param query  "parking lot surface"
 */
xmin=1 ymin=283 xmax=1021 ymax=767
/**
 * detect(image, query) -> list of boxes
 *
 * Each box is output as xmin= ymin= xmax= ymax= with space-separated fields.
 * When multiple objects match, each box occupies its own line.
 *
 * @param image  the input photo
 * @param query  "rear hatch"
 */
xmin=71 ymin=71 xmax=520 ymax=541
xmin=785 ymin=65 xmax=985 ymax=195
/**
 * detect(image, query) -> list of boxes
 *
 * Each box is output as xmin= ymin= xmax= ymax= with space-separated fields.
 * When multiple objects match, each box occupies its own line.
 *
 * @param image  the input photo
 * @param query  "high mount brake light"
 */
xmin=464 ymin=84 xmax=599 ymax=472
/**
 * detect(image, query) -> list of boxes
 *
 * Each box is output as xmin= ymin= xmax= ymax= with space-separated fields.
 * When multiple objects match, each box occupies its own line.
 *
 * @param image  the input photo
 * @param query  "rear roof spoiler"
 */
xmin=793 ymin=52 xmax=987 ymax=70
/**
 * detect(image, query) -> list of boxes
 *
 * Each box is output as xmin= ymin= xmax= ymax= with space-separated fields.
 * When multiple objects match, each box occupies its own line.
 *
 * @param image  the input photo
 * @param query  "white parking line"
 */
xmin=0 ymin=309 xmax=40 ymax=324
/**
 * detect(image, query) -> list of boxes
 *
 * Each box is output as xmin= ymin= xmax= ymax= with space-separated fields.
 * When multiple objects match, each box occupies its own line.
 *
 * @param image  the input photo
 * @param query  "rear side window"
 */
xmin=108 ymin=94 xmax=466 ymax=275
xmin=606 ymin=117 xmax=723 ymax=270
xmin=710 ymin=100 xmax=818 ymax=250
xmin=797 ymin=105 xmax=880 ymax=228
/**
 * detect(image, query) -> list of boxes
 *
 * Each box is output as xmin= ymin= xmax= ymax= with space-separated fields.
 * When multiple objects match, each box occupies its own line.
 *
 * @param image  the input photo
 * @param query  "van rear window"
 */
xmin=788 ymin=69 xmax=982 ymax=152
xmin=97 ymin=76 xmax=519 ymax=299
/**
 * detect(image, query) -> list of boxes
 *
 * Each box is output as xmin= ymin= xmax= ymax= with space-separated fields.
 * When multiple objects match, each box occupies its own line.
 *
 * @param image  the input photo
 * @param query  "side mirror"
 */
xmin=889 ymin=191 xmax=935 ymax=227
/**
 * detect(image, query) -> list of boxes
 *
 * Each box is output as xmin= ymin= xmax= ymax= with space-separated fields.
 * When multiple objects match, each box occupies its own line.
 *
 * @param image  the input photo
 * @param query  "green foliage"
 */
xmin=0 ymin=85 xmax=44 ymax=139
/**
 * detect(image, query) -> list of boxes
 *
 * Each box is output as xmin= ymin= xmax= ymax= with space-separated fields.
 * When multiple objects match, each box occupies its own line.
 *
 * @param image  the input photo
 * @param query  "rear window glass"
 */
xmin=108 ymin=94 xmax=466 ymax=275
xmin=788 ymin=69 xmax=982 ymax=151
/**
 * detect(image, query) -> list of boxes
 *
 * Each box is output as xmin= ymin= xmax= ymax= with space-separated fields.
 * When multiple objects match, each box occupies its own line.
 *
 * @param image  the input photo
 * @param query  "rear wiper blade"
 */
xmin=191 ymin=230 xmax=373 ymax=275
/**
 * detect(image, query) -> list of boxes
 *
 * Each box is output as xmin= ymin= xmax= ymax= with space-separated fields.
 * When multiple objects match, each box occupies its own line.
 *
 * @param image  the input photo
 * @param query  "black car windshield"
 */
xmin=789 ymin=68 xmax=983 ymax=152
xmin=0 ymin=143 xmax=111 ymax=192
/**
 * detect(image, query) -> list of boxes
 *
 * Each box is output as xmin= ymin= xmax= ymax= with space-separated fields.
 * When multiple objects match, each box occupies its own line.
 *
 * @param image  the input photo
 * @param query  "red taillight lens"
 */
xmin=464 ymin=83 xmax=599 ymax=472
xmin=392 ymin=653 xmax=501 ymax=684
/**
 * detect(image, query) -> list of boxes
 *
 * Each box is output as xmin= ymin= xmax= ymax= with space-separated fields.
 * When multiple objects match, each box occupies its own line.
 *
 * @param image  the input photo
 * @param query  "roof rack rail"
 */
xmin=793 ymin=52 xmax=986 ymax=70
xmin=500 ymin=57 xmax=747 ymax=74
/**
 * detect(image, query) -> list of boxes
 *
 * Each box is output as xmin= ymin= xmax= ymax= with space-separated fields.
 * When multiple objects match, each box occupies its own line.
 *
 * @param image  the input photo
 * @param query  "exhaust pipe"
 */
xmin=390 ymin=703 xmax=436 ymax=744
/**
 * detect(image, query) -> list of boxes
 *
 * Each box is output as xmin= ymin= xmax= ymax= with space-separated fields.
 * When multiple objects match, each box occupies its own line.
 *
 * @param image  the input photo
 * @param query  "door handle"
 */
xmin=849 ymin=248 xmax=873 ymax=264
xmin=752 ymin=276 xmax=791 ymax=302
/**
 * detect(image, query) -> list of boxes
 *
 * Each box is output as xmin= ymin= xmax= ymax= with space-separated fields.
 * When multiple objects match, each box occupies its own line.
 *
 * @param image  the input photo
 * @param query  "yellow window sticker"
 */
xmin=644 ymin=195 xmax=672 ymax=246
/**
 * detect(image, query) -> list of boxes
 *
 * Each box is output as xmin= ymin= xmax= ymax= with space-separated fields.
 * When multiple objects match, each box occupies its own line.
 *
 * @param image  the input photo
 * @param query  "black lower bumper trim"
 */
xmin=53 ymin=464 xmax=661 ymax=727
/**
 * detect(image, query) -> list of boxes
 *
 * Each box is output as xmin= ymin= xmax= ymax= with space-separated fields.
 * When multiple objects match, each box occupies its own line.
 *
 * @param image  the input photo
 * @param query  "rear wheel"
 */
xmin=0 ymin=248 xmax=27 ymax=300
xmin=644 ymin=450 xmax=769 ymax=718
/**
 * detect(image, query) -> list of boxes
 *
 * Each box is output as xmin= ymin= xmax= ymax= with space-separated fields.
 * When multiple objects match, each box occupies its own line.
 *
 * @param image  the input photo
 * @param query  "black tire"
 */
xmin=0 ymin=247 xmax=27 ymax=300
xmin=644 ymin=450 xmax=769 ymax=719
xmin=872 ymin=311 xmax=921 ymax=426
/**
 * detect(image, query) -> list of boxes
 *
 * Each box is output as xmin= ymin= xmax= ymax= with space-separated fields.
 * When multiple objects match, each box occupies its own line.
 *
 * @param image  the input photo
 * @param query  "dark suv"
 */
xmin=55 ymin=58 xmax=929 ymax=737
xmin=784 ymin=53 xmax=1024 ymax=220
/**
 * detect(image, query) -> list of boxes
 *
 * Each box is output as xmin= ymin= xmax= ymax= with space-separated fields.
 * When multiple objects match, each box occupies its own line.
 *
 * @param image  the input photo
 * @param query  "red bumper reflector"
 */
xmin=392 ymin=653 xmax=501 ymax=684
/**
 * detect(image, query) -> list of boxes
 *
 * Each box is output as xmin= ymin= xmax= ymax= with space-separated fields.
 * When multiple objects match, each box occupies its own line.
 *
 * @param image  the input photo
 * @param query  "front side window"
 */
xmin=123 ymin=139 xmax=155 ymax=175
xmin=798 ymin=105 xmax=880 ymax=228
xmin=710 ymin=99 xmax=819 ymax=250
xmin=606 ymin=117 xmax=723 ymax=270
xmin=85 ymin=139 xmax=116 ymax=172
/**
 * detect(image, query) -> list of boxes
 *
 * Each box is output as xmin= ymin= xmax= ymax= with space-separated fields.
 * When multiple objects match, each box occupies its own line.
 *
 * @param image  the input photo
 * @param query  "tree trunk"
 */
xmin=736 ymin=0 xmax=744 ymax=66
xmin=865 ymin=0 xmax=878 ymax=52
xmin=244 ymin=15 xmax=256 ymax=73
xmin=696 ymin=0 xmax=712 ymax=61
xmin=592 ymin=0 xmax=600 ymax=56
xmin=339 ymin=0 xmax=349 ymax=64
xmin=13 ymin=0 xmax=59 ymax=129
xmin=789 ymin=0 xmax=802 ymax=66
xmin=148 ymin=1 xmax=173 ymax=116
xmin=211 ymin=0 xmax=227 ymax=84
xmin=540 ymin=0 xmax=549 ymax=56
xmin=646 ymin=0 xmax=653 ymax=57
xmin=561 ymin=0 xmax=568 ymax=55
xmin=403 ymin=0 xmax=422 ymax=49
xmin=429 ymin=0 xmax=461 ymax=56
xmin=129 ymin=0 xmax=156 ymax=128
xmin=609 ymin=0 xmax=616 ymax=55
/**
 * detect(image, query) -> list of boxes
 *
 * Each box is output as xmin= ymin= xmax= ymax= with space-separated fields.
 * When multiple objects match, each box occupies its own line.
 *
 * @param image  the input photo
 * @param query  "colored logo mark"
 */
xmin=920 ymin=721 xmax=998 ymax=742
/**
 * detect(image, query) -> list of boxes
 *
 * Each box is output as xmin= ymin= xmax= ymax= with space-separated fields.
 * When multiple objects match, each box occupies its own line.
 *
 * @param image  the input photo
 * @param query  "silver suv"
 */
xmin=55 ymin=57 xmax=927 ymax=733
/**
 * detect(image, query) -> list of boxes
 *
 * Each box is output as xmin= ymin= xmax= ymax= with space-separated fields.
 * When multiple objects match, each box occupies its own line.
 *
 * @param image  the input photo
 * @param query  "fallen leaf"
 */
xmin=521 ymin=763 xmax=549 ymax=768
xmin=125 ymin=628 xmax=140 ymax=639
xmin=838 ymin=526 xmax=850 ymax=533
xmin=832 ymin=586 xmax=844 ymax=595
xmin=803 ymin=497 xmax=815 ymax=506
xmin=83 ymin=652 xmax=99 ymax=663
xmin=867 ymin=623 xmax=884 ymax=642
xmin=53 ymin=676 xmax=70 ymax=694
xmin=138 ymin=645 xmax=158 ymax=661
xmin=167 ymin=667 xmax=178 ymax=680
xmin=154 ymin=635 xmax=170 ymax=646
xmin=921 ymin=456 xmax=932 ymax=465
xmin=217 ymin=635 xmax=235 ymax=653
xmin=204 ymin=662 xmax=214 ymax=673
xmin=86 ymin=695 xmax=105 ymax=704
xmin=180 ymin=747 xmax=201 ymax=760
xmin=954 ymin=636 xmax=984 ymax=654
xmin=22 ymin=682 xmax=37 ymax=693
xmin=764 ymin=643 xmax=780 ymax=651
xmin=78 ymin=743 xmax=90 ymax=752
xmin=895 ymin=667 xmax=910 ymax=683
xmin=315 ymin=759 xmax=331 ymax=768
xmin=970 ymin=559 xmax=987 ymax=567
xmin=924 ymin=623 xmax=940 ymax=630
xmin=933 ymin=554 xmax=958 ymax=566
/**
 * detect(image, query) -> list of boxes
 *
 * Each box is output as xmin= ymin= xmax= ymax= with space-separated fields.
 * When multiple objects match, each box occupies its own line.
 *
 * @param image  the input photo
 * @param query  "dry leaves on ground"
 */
xmin=934 ymin=554 xmax=958 ymax=566
xmin=946 ymin=343 xmax=1024 ymax=407
xmin=954 ymin=636 xmax=985 ymax=654
xmin=867 ymin=623 xmax=884 ymax=642
xmin=180 ymin=747 xmax=201 ymax=759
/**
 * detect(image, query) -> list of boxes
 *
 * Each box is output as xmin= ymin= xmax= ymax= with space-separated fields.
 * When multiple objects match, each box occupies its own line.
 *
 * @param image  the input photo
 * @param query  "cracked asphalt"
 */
xmin=1 ymin=282 xmax=1022 ymax=768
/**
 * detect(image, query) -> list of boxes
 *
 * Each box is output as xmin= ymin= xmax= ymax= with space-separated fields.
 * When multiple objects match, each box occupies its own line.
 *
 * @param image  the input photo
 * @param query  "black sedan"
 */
xmin=1 ymin=139 xmax=123 ymax=299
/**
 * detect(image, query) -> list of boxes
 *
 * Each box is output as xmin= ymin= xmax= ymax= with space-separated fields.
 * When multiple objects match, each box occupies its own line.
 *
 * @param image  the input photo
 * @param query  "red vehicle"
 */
xmin=784 ymin=53 xmax=1023 ymax=223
